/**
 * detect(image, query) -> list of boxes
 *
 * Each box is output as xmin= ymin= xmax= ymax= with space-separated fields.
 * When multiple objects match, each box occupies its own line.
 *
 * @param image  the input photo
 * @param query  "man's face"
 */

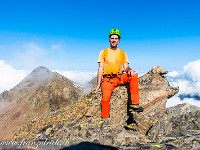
xmin=109 ymin=35 xmax=120 ymax=48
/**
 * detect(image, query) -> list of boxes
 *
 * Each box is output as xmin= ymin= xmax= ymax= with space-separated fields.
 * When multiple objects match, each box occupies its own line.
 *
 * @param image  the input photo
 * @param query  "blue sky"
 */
xmin=0 ymin=0 xmax=200 ymax=72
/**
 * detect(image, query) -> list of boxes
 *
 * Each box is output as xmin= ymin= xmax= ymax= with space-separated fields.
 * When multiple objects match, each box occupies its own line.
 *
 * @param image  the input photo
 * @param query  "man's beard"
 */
xmin=111 ymin=45 xmax=117 ymax=48
xmin=111 ymin=43 xmax=117 ymax=48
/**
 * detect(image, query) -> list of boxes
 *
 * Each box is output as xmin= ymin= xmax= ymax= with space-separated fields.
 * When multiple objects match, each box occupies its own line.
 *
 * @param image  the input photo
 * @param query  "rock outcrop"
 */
xmin=12 ymin=66 xmax=181 ymax=148
xmin=89 ymin=66 xmax=179 ymax=134
xmin=147 ymin=103 xmax=200 ymax=148
xmin=0 ymin=66 xmax=81 ymax=140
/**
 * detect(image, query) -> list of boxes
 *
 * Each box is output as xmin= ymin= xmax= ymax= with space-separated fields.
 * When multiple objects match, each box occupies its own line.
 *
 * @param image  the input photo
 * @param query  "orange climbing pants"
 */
xmin=101 ymin=73 xmax=139 ymax=118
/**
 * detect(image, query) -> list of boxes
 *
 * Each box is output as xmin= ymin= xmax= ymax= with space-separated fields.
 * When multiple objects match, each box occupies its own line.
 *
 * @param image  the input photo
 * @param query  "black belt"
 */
xmin=103 ymin=74 xmax=122 ymax=78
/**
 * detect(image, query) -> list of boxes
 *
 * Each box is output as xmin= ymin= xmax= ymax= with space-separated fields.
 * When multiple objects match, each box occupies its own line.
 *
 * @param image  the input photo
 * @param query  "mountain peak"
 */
xmin=24 ymin=66 xmax=53 ymax=82
xmin=13 ymin=66 xmax=54 ymax=90
xmin=28 ymin=66 xmax=52 ymax=80
xmin=32 ymin=66 xmax=51 ymax=73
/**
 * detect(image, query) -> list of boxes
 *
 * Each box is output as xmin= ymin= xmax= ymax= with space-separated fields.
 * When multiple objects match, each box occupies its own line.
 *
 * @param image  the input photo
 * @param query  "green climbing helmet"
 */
xmin=109 ymin=29 xmax=121 ymax=38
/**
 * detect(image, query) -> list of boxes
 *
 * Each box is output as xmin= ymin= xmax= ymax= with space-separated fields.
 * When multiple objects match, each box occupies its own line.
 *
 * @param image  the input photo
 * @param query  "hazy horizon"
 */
xmin=1 ymin=59 xmax=200 ymax=108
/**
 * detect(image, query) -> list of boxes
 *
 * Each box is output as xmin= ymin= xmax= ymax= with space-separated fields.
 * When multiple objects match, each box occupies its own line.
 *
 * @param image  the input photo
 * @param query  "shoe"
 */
xmin=129 ymin=104 xmax=144 ymax=112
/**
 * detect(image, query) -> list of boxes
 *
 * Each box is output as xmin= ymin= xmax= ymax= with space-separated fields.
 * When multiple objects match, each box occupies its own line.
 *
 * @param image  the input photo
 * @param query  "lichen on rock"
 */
xmin=12 ymin=66 xmax=181 ymax=148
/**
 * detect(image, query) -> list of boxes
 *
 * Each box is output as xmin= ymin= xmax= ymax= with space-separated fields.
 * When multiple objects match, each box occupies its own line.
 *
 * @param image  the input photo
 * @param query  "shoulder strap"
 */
xmin=103 ymin=48 xmax=108 ymax=62
xmin=119 ymin=49 xmax=125 ymax=74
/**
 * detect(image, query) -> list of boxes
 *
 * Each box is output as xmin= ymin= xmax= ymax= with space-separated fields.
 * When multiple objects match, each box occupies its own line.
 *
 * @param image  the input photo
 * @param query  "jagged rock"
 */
xmin=148 ymin=103 xmax=200 ymax=142
xmin=0 ymin=66 xmax=81 ymax=140
xmin=12 ymin=66 xmax=179 ymax=148
xmin=132 ymin=66 xmax=179 ymax=134
xmin=138 ymin=66 xmax=178 ymax=116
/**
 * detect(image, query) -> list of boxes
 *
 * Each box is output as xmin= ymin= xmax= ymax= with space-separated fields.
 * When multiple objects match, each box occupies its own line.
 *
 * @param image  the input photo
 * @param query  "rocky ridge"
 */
xmin=12 ymin=66 xmax=200 ymax=150
xmin=0 ymin=66 xmax=81 ymax=140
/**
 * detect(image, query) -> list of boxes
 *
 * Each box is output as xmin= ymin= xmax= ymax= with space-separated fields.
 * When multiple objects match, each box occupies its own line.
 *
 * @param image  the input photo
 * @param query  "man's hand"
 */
xmin=128 ymin=70 xmax=136 ymax=77
xmin=123 ymin=63 xmax=137 ymax=77
xmin=93 ymin=84 xmax=100 ymax=91
xmin=93 ymin=62 xmax=103 ymax=92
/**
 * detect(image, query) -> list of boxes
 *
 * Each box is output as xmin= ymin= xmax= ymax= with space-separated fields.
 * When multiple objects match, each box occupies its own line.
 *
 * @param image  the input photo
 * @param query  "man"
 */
xmin=94 ymin=29 xmax=143 ymax=119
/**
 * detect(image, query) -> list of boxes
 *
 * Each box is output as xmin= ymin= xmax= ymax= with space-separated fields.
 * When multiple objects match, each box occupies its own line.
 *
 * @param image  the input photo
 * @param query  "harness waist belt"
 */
xmin=103 ymin=74 xmax=122 ymax=78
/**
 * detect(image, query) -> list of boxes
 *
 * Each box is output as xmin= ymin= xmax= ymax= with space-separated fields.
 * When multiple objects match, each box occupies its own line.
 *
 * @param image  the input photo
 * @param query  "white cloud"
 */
xmin=167 ymin=71 xmax=180 ymax=77
xmin=166 ymin=59 xmax=200 ymax=108
xmin=184 ymin=60 xmax=200 ymax=82
xmin=53 ymin=70 xmax=97 ymax=85
xmin=0 ymin=60 xmax=29 ymax=93
xmin=178 ymin=60 xmax=200 ymax=96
